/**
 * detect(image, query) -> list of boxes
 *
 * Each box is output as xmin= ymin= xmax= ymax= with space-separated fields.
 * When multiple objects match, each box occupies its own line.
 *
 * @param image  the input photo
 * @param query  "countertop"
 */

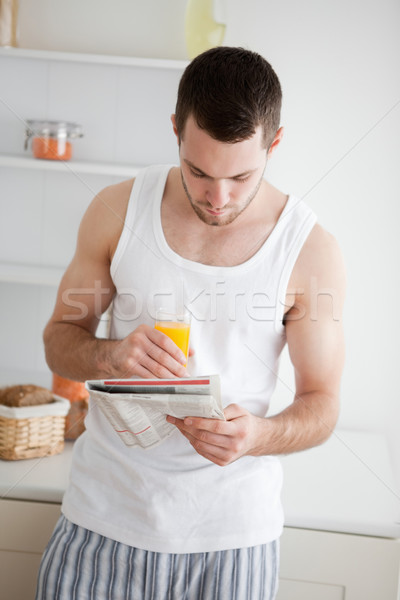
xmin=0 ymin=441 xmax=74 ymax=504
xmin=1 ymin=430 xmax=399 ymax=539
xmin=280 ymin=429 xmax=400 ymax=538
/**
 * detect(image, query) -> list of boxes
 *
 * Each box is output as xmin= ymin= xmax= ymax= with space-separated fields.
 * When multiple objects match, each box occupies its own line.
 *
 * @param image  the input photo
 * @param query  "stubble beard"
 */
xmin=180 ymin=171 xmax=265 ymax=227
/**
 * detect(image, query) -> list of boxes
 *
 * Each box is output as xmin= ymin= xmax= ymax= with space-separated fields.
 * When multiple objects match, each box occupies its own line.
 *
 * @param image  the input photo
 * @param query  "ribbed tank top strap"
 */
xmin=274 ymin=198 xmax=317 ymax=331
xmin=110 ymin=165 xmax=172 ymax=279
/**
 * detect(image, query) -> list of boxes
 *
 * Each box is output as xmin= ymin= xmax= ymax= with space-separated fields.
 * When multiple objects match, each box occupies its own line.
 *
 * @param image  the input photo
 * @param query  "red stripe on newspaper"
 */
xmin=115 ymin=426 xmax=151 ymax=435
xmin=103 ymin=379 xmax=210 ymax=386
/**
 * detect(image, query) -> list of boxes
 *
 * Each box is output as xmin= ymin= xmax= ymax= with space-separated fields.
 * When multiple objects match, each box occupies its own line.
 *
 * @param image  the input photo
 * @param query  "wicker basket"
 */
xmin=0 ymin=394 xmax=70 ymax=460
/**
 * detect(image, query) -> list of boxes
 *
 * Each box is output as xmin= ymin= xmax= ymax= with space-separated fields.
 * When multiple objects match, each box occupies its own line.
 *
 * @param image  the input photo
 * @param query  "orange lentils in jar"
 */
xmin=25 ymin=120 xmax=83 ymax=161
xmin=32 ymin=136 xmax=73 ymax=160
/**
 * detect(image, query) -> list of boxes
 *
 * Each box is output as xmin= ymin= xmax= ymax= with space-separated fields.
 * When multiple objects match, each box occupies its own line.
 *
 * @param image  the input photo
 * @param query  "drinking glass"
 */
xmin=154 ymin=309 xmax=191 ymax=367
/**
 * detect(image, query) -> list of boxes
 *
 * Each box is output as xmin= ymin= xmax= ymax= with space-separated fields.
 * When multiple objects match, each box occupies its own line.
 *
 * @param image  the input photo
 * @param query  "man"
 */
xmin=36 ymin=47 xmax=345 ymax=599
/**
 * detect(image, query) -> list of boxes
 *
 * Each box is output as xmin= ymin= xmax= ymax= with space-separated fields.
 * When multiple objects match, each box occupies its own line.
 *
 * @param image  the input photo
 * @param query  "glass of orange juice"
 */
xmin=154 ymin=308 xmax=191 ymax=366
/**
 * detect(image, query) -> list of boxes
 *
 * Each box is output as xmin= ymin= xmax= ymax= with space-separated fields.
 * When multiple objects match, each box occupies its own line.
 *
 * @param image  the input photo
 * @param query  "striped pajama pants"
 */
xmin=35 ymin=515 xmax=279 ymax=600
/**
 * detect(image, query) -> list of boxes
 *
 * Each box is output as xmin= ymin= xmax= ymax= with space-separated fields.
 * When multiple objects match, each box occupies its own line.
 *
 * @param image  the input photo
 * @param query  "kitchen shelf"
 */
xmin=0 ymin=263 xmax=64 ymax=287
xmin=0 ymin=154 xmax=141 ymax=177
xmin=0 ymin=47 xmax=188 ymax=70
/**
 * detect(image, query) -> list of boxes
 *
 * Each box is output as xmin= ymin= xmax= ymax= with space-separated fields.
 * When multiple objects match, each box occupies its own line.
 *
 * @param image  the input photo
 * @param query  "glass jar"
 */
xmin=24 ymin=120 xmax=83 ymax=161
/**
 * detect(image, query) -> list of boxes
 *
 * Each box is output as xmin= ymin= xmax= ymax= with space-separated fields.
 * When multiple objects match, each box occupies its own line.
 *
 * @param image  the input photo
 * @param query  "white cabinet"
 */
xmin=0 ymin=498 xmax=61 ymax=599
xmin=2 ymin=500 xmax=399 ymax=600
xmin=277 ymin=527 xmax=400 ymax=600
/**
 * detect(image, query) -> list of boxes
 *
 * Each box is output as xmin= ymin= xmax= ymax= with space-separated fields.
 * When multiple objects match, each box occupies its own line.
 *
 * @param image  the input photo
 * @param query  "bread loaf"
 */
xmin=0 ymin=384 xmax=54 ymax=407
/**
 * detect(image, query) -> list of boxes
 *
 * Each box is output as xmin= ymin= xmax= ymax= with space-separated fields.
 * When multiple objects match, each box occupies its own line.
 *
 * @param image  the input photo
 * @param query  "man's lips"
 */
xmin=206 ymin=208 xmax=225 ymax=216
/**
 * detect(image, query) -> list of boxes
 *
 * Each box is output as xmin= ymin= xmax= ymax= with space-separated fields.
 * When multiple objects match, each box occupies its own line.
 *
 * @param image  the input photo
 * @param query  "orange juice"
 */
xmin=155 ymin=321 xmax=190 ymax=365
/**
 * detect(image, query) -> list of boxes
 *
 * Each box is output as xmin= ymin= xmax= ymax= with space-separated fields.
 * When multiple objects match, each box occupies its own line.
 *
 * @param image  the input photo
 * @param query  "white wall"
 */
xmin=3 ymin=0 xmax=400 ymax=482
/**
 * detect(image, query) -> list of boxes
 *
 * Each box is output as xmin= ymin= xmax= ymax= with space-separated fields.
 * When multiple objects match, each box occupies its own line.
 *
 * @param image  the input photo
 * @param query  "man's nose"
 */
xmin=206 ymin=180 xmax=230 ymax=209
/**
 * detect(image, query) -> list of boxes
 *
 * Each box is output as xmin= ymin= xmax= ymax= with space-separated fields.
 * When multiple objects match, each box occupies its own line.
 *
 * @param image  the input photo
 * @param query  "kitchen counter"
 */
xmin=280 ymin=429 xmax=400 ymax=538
xmin=1 ymin=430 xmax=399 ymax=539
xmin=0 ymin=441 xmax=74 ymax=504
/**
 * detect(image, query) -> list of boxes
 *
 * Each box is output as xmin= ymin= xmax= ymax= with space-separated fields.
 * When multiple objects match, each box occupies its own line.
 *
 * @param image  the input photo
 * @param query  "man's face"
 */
xmin=176 ymin=116 xmax=268 ymax=227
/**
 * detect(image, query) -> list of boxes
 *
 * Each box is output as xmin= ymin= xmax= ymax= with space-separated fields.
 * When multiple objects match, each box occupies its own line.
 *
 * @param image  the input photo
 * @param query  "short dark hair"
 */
xmin=175 ymin=46 xmax=282 ymax=148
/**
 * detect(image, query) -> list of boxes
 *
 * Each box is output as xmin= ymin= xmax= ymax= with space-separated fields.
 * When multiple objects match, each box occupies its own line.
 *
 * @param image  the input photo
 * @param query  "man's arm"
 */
xmin=253 ymin=224 xmax=346 ymax=454
xmin=167 ymin=225 xmax=346 ymax=465
xmin=43 ymin=181 xmax=188 ymax=381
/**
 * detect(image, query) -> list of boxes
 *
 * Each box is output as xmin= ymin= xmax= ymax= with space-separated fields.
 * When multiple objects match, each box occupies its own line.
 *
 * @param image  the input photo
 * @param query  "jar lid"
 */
xmin=25 ymin=119 xmax=83 ymax=139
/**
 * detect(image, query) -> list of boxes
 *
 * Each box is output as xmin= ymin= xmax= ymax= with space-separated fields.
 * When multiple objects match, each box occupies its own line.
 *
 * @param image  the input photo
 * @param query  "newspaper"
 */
xmin=85 ymin=375 xmax=224 ymax=449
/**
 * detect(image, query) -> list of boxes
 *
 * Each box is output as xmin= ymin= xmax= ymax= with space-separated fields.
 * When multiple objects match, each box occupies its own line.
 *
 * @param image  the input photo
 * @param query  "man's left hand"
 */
xmin=166 ymin=404 xmax=263 ymax=466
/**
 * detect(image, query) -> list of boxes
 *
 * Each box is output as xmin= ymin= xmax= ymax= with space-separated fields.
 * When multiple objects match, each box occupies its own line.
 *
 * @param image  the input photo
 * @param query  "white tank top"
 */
xmin=62 ymin=165 xmax=317 ymax=553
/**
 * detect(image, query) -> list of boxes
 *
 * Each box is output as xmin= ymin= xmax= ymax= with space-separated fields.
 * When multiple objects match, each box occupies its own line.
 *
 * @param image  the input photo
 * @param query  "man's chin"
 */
xmin=192 ymin=205 xmax=236 ymax=227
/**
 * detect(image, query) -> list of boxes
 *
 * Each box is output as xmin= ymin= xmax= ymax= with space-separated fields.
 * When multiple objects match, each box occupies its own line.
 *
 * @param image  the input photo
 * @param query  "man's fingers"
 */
xmin=124 ymin=325 xmax=188 ymax=378
xmin=168 ymin=416 xmax=232 ymax=446
xmin=148 ymin=327 xmax=188 ymax=365
xmin=171 ymin=424 xmax=237 ymax=466
xmin=223 ymin=403 xmax=244 ymax=420
xmin=167 ymin=405 xmax=256 ymax=466
xmin=141 ymin=354 xmax=188 ymax=379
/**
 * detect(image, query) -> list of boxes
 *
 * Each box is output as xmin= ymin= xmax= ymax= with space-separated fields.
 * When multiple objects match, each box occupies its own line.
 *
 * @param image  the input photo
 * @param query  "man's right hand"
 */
xmin=113 ymin=324 xmax=189 ymax=379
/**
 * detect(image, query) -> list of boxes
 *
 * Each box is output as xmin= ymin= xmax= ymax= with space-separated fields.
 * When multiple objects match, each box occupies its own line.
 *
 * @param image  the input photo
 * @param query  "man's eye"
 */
xmin=190 ymin=170 xmax=205 ymax=178
xmin=233 ymin=176 xmax=250 ymax=183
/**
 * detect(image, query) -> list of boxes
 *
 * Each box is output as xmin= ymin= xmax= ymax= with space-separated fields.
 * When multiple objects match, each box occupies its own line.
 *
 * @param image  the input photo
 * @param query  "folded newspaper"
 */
xmin=85 ymin=375 xmax=224 ymax=449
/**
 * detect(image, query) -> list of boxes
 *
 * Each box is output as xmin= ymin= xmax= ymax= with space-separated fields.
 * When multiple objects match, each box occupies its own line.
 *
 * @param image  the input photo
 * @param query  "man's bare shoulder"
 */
xmin=80 ymin=178 xmax=135 ymax=259
xmin=290 ymin=223 xmax=346 ymax=290
xmin=284 ymin=223 xmax=346 ymax=323
xmin=90 ymin=177 xmax=135 ymax=222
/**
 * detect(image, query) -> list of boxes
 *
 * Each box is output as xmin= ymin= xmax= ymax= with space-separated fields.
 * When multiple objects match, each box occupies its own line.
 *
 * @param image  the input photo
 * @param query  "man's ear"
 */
xmin=267 ymin=126 xmax=284 ymax=157
xmin=171 ymin=114 xmax=180 ymax=145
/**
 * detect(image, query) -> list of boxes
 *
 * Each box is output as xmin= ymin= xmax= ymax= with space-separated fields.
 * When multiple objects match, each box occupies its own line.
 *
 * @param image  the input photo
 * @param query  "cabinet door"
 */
xmin=0 ymin=499 xmax=61 ymax=599
xmin=277 ymin=527 xmax=400 ymax=600
xmin=0 ymin=550 xmax=44 ymax=599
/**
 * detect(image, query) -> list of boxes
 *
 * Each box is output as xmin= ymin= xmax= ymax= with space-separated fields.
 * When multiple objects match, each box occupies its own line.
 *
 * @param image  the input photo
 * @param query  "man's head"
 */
xmin=174 ymin=46 xmax=282 ymax=150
